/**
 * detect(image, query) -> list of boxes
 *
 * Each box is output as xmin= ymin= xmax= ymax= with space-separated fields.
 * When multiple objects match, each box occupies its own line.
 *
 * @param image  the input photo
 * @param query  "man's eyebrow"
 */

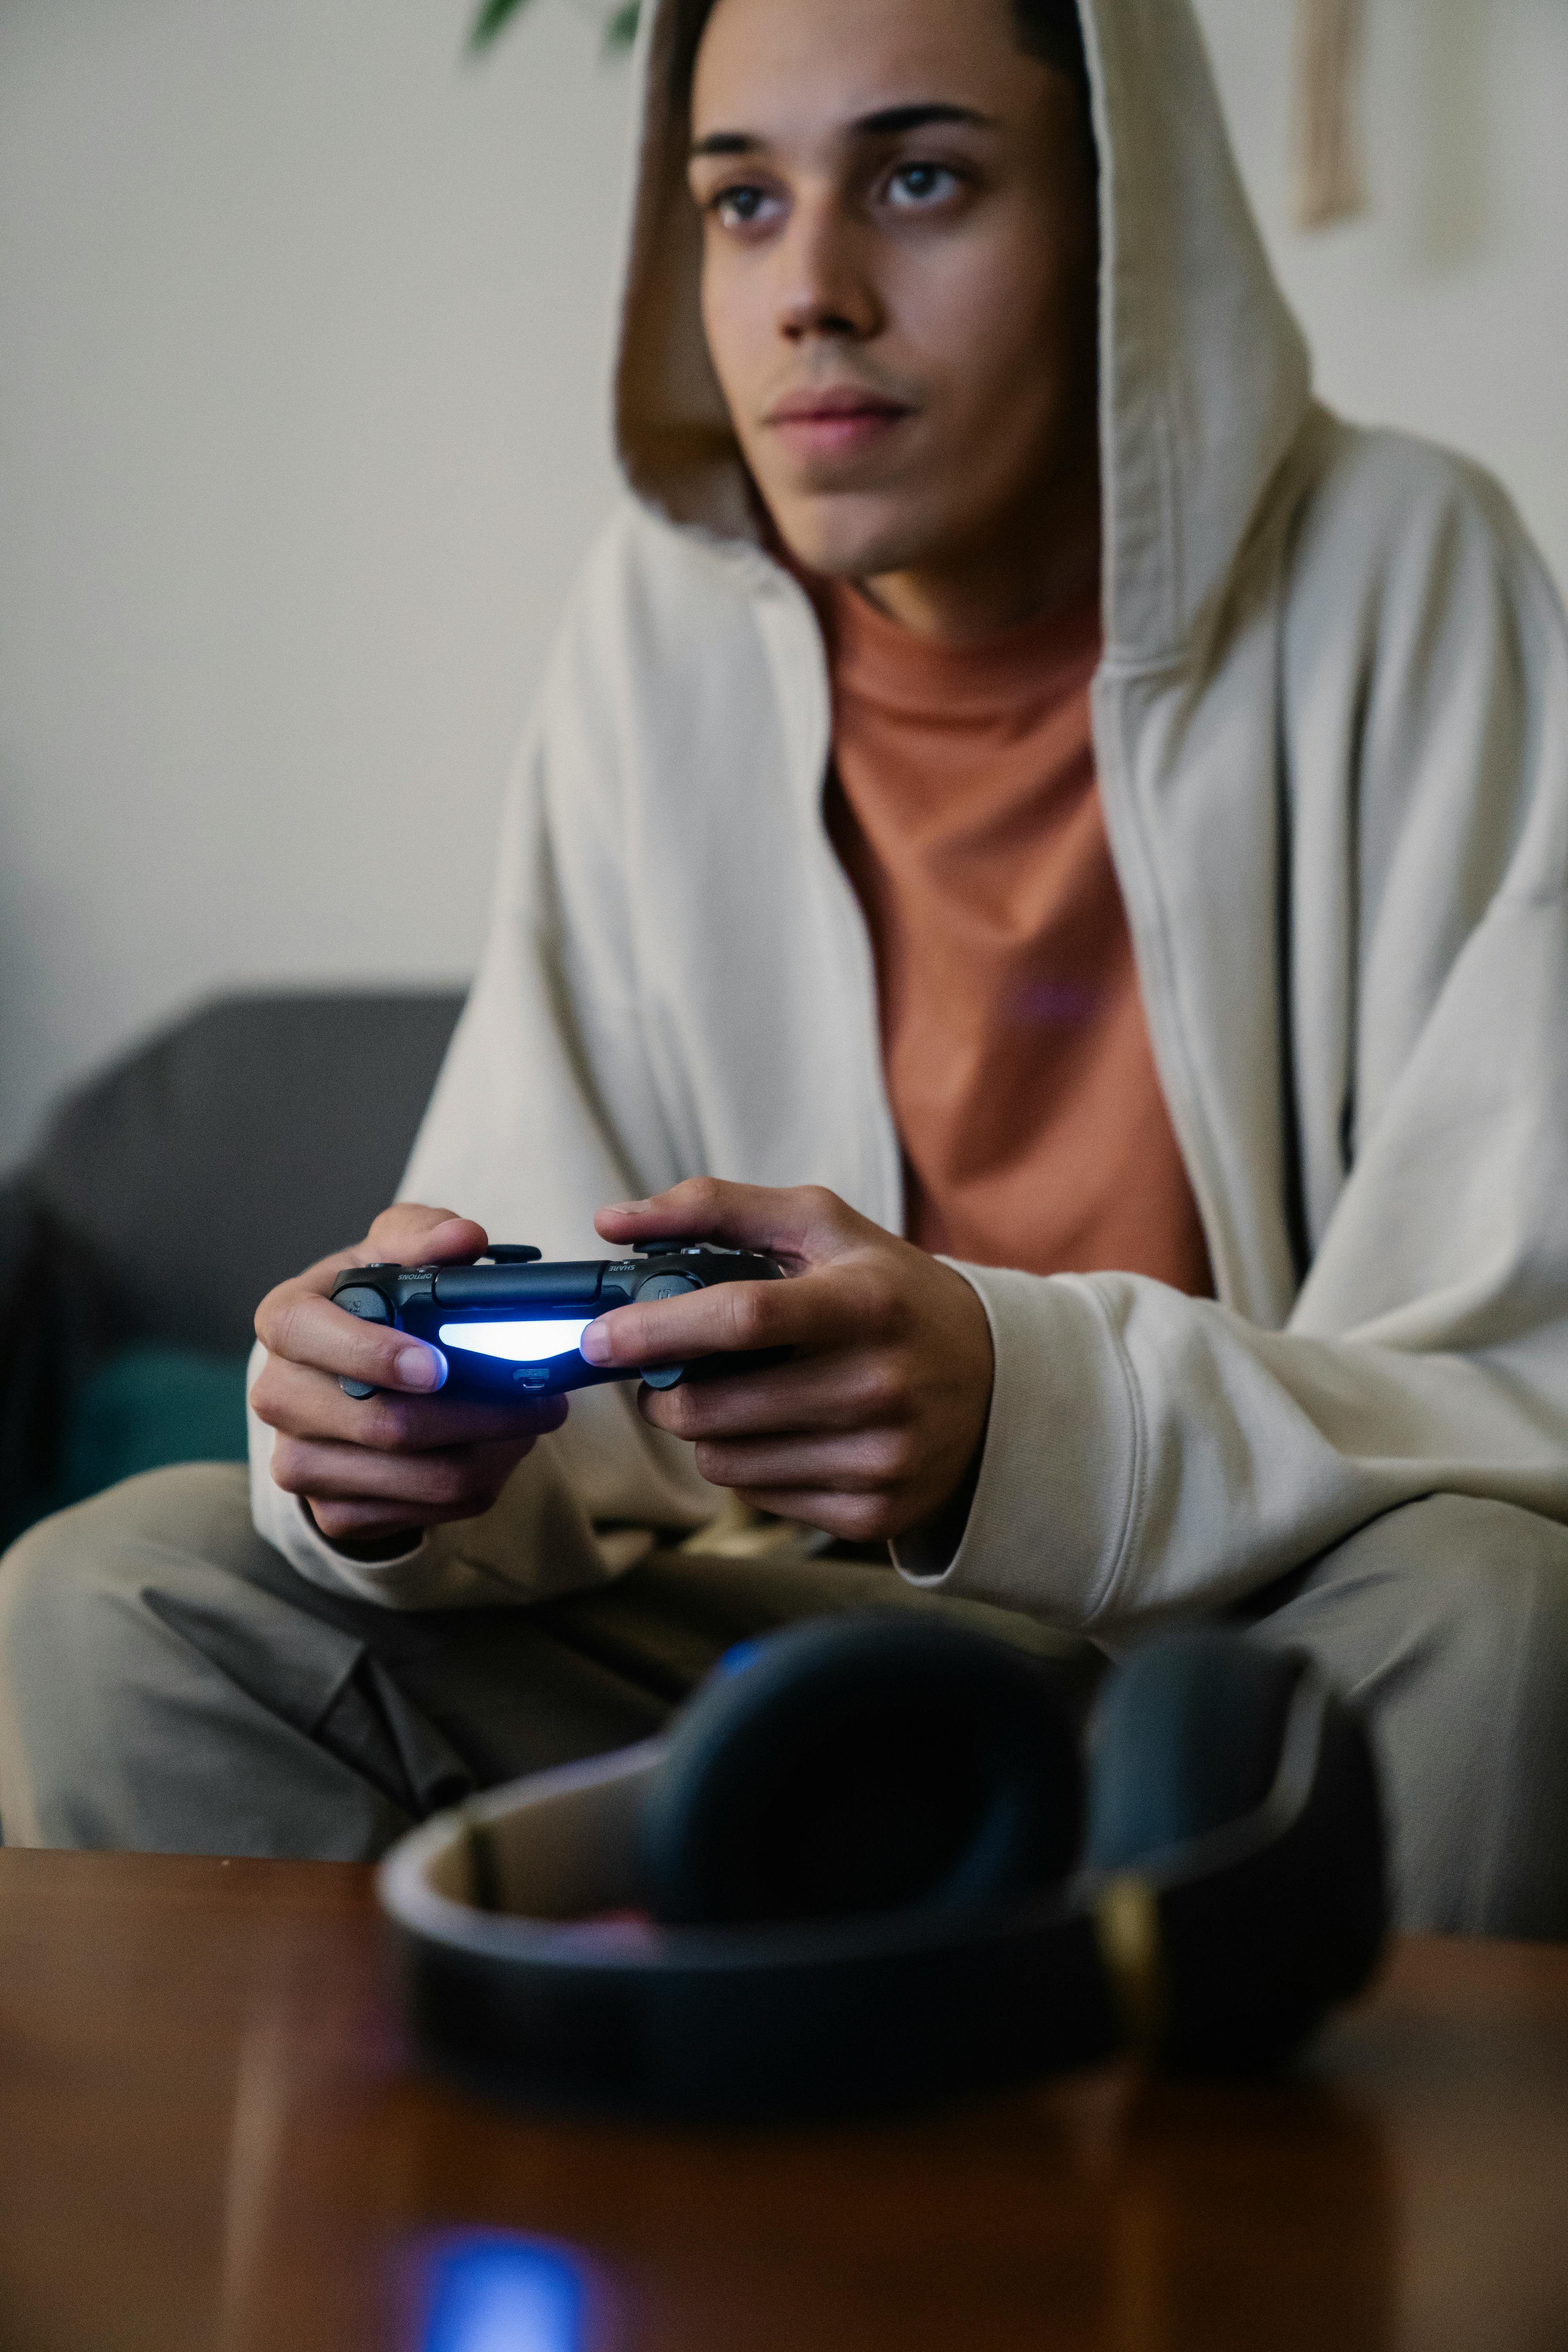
xmin=689 ymin=102 xmax=996 ymax=161
xmin=851 ymin=102 xmax=996 ymax=138
xmin=690 ymin=131 xmax=761 ymax=158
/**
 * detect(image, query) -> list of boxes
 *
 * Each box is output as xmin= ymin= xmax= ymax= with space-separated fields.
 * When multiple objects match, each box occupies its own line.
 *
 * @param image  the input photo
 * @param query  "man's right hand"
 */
xmin=250 ymin=1203 xmax=568 ymax=1548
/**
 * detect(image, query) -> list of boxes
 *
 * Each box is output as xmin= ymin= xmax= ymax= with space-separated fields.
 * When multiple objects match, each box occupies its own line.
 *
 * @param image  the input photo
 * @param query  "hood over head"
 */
xmin=611 ymin=0 xmax=1311 ymax=667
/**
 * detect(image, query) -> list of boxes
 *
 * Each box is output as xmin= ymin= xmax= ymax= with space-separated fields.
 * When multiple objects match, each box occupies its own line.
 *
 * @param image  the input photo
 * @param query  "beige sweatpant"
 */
xmin=2 ymin=1465 xmax=1566 ymax=1936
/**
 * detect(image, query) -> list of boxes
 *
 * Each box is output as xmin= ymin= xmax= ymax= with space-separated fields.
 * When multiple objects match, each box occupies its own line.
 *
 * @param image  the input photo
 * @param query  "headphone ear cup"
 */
xmin=640 ymin=1612 xmax=1085 ymax=1928
xmin=1086 ymin=1632 xmax=1386 ymax=2069
xmin=1086 ymin=1630 xmax=1302 ymax=1870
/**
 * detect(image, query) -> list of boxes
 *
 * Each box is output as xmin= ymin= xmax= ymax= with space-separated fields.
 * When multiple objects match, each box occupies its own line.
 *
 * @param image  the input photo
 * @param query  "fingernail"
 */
xmin=604 ymin=1199 xmax=652 ymax=1216
xmin=580 ymin=1319 xmax=611 ymax=1365
xmin=396 ymin=1344 xmax=446 ymax=1391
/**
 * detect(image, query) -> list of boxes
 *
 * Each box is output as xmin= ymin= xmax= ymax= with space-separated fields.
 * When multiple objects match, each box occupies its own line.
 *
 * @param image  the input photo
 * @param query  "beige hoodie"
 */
xmin=250 ymin=0 xmax=1568 ymax=1630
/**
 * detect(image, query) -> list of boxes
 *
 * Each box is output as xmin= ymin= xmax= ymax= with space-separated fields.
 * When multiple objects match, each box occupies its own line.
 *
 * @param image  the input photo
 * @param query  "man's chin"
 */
xmin=762 ymin=492 xmax=934 ymax=587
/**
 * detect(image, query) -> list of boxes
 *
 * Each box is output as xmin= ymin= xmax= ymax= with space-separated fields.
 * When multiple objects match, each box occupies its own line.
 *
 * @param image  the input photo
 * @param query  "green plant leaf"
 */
xmin=604 ymin=1 xmax=641 ymax=49
xmin=469 ymin=0 xmax=537 ymax=52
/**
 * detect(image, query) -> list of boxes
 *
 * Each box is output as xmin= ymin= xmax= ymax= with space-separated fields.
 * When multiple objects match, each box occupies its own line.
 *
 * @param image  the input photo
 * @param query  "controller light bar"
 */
xmin=439 ymin=1319 xmax=592 ymax=1364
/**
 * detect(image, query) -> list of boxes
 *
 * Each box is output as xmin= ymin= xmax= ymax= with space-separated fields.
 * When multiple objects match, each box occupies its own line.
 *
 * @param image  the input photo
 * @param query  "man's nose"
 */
xmin=776 ymin=200 xmax=882 ymax=343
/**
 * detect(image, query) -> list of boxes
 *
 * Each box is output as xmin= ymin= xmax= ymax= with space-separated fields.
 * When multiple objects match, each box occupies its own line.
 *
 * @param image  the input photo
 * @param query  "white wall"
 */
xmin=0 ymin=0 xmax=631 ymax=1169
xmin=2 ymin=0 xmax=1566 ymax=1170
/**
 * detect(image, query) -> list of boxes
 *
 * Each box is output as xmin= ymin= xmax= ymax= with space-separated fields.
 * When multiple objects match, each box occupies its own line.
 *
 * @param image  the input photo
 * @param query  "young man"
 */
xmin=4 ymin=0 xmax=1568 ymax=1933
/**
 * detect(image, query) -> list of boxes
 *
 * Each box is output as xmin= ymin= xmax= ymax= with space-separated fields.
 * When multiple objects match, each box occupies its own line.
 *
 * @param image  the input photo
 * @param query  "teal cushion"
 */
xmin=62 ymin=1345 xmax=250 ymax=1505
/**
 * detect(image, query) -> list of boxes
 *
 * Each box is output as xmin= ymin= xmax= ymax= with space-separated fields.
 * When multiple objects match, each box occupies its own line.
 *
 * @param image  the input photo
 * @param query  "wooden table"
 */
xmin=1 ymin=1850 xmax=1565 ymax=2352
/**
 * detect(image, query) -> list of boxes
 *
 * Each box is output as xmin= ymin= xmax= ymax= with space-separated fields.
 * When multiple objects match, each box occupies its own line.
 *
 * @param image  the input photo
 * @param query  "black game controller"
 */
xmin=330 ymin=1243 xmax=787 ymax=1401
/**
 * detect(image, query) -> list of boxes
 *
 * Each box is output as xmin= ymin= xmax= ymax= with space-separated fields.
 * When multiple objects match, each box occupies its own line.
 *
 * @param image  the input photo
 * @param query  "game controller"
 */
xmin=330 ymin=1243 xmax=787 ymax=1401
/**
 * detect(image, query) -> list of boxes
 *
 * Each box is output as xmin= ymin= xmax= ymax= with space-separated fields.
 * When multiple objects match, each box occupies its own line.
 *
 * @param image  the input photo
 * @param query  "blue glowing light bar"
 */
xmin=437 ymin=1319 xmax=592 ymax=1364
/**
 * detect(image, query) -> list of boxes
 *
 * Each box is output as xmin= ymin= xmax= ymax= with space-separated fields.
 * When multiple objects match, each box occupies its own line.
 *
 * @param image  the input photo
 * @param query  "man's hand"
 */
xmin=250 ymin=1203 xmax=567 ymax=1546
xmin=584 ymin=1179 xmax=993 ymax=1544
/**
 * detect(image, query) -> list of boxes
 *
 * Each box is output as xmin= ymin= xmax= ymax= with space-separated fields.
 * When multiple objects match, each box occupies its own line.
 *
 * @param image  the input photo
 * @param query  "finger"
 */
xmin=363 ymin=1203 xmax=489 ymax=1267
xmin=304 ymin=1496 xmax=428 ymax=1543
xmin=252 ymin=1355 xmax=568 ymax=1451
xmin=728 ymin=1486 xmax=902 ymax=1546
xmin=581 ymin=1260 xmax=898 ymax=1375
xmin=272 ymin=1432 xmax=532 ymax=1515
xmin=304 ymin=1492 xmax=523 ymax=1544
xmin=593 ymin=1178 xmax=866 ymax=1266
xmin=687 ymin=1427 xmax=916 ymax=1497
xmin=637 ymin=1351 xmax=903 ymax=1442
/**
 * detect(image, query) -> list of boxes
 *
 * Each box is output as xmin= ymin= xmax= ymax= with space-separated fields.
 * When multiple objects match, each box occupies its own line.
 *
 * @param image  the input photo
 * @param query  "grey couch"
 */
xmin=0 ymin=988 xmax=464 ymax=1544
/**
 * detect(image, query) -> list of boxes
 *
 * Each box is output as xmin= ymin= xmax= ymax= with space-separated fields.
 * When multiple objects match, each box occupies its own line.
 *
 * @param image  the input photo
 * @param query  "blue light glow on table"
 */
xmin=418 ymin=2230 xmax=587 ymax=2352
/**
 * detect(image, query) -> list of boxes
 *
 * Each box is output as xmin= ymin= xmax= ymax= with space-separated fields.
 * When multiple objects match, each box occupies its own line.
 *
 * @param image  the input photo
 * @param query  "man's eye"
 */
xmin=711 ymin=184 xmax=777 ymax=230
xmin=885 ymin=162 xmax=958 ymax=209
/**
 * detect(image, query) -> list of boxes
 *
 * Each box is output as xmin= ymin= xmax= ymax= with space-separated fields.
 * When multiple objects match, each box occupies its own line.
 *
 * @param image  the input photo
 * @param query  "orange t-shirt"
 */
xmin=826 ymin=579 xmax=1213 ymax=1293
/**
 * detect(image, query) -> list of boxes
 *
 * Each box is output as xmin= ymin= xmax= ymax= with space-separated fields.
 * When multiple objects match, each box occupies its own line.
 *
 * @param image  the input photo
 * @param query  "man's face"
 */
xmin=688 ymin=0 xmax=1098 ymax=606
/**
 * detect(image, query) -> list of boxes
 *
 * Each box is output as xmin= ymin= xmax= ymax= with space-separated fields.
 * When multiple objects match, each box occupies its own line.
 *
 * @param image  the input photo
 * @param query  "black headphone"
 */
xmin=379 ymin=1613 xmax=1386 ymax=2122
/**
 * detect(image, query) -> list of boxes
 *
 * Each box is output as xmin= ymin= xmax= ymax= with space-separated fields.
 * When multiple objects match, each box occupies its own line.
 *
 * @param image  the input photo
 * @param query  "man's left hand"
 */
xmin=585 ymin=1179 xmax=993 ymax=1544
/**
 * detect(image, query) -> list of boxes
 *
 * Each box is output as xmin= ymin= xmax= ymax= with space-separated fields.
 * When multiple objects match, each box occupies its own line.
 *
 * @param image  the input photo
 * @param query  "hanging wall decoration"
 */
xmin=1292 ymin=0 xmax=1369 ymax=230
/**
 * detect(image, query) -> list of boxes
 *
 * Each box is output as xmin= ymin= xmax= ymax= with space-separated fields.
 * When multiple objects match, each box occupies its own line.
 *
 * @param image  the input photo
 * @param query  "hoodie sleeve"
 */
xmin=897 ymin=891 xmax=1568 ymax=1624
xmin=897 ymin=454 xmax=1568 ymax=1628
xmin=247 ymin=524 xmax=717 ymax=1608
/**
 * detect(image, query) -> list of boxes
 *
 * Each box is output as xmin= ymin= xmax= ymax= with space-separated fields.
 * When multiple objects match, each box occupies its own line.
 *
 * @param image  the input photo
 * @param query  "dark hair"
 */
xmin=1010 ymin=0 xmax=1091 ymax=100
xmin=673 ymin=0 xmax=1090 ymax=116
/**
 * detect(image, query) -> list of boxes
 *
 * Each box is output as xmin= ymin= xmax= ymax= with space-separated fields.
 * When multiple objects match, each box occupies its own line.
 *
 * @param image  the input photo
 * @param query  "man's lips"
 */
xmin=763 ymin=385 xmax=914 ymax=457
